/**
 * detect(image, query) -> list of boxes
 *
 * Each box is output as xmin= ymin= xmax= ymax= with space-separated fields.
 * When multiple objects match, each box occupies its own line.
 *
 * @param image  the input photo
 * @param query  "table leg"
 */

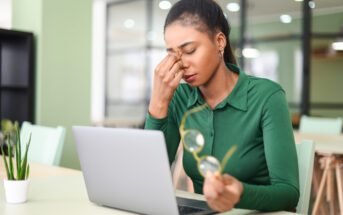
xmin=327 ymin=168 xmax=336 ymax=215
xmin=327 ymin=168 xmax=333 ymax=201
xmin=336 ymin=163 xmax=343 ymax=215
xmin=312 ymin=167 xmax=329 ymax=215
xmin=312 ymin=158 xmax=329 ymax=215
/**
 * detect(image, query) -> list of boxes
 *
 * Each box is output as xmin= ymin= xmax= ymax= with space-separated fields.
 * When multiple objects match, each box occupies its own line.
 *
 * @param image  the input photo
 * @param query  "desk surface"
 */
xmin=0 ymin=174 xmax=299 ymax=215
xmin=293 ymin=131 xmax=343 ymax=154
xmin=0 ymin=156 xmax=81 ymax=180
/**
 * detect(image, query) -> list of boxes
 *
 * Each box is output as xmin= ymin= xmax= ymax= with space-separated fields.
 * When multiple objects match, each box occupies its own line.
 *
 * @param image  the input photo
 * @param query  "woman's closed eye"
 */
xmin=184 ymin=49 xmax=196 ymax=55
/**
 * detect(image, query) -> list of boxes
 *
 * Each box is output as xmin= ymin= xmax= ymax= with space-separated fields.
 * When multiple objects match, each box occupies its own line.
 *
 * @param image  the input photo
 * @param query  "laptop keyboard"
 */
xmin=176 ymin=197 xmax=213 ymax=215
xmin=178 ymin=205 xmax=207 ymax=215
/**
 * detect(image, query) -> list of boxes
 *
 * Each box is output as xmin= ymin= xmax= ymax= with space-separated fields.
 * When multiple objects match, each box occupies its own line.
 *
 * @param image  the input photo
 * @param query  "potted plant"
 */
xmin=1 ymin=123 xmax=31 ymax=203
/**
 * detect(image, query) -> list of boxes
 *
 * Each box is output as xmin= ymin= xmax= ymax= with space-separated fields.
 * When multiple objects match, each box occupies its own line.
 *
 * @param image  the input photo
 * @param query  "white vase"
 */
xmin=3 ymin=179 xmax=30 ymax=203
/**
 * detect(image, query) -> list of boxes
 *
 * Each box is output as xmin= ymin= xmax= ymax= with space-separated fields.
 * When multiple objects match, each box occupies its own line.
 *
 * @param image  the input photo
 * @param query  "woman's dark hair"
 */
xmin=164 ymin=0 xmax=237 ymax=65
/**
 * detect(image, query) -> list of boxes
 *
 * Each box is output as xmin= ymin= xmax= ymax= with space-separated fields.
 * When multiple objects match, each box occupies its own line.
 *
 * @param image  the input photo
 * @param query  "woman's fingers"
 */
xmin=155 ymin=55 xmax=183 ymax=85
xmin=206 ymin=198 xmax=222 ymax=212
xmin=204 ymin=175 xmax=219 ymax=199
xmin=157 ymin=55 xmax=179 ymax=77
xmin=170 ymin=69 xmax=184 ymax=87
xmin=155 ymin=55 xmax=171 ymax=73
xmin=205 ymin=188 xmax=235 ymax=212
xmin=222 ymin=174 xmax=234 ymax=184
xmin=204 ymin=172 xmax=225 ymax=203
xmin=165 ymin=60 xmax=183 ymax=81
xmin=222 ymin=174 xmax=243 ymax=203
xmin=207 ymin=195 xmax=234 ymax=212
xmin=154 ymin=54 xmax=184 ymax=90
xmin=149 ymin=53 xmax=184 ymax=118
xmin=220 ymin=185 xmax=240 ymax=205
xmin=204 ymin=172 xmax=243 ymax=212
xmin=205 ymin=172 xmax=225 ymax=195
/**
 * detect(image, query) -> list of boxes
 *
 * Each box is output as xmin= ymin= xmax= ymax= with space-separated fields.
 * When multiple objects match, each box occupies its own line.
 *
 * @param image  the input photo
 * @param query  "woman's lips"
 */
xmin=183 ymin=74 xmax=197 ymax=83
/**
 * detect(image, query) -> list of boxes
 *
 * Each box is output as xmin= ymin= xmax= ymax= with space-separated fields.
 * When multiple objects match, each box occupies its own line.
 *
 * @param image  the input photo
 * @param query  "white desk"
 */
xmin=293 ymin=131 xmax=343 ymax=215
xmin=0 ymin=174 xmax=300 ymax=215
xmin=293 ymin=131 xmax=343 ymax=154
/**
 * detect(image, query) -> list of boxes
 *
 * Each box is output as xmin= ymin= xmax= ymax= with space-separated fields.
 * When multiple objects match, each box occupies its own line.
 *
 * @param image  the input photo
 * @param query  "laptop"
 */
xmin=72 ymin=126 xmax=214 ymax=215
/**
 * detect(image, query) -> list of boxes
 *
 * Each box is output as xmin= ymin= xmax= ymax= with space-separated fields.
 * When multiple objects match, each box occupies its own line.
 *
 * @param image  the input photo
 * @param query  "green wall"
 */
xmin=12 ymin=0 xmax=92 ymax=169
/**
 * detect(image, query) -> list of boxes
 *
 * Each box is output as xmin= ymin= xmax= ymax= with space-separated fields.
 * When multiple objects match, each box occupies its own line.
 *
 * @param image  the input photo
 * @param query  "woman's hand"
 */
xmin=149 ymin=54 xmax=185 ymax=118
xmin=203 ymin=172 xmax=244 ymax=212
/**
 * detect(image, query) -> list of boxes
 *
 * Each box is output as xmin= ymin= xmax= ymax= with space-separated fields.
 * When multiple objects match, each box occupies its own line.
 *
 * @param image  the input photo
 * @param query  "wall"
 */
xmin=12 ymin=0 xmax=92 ymax=169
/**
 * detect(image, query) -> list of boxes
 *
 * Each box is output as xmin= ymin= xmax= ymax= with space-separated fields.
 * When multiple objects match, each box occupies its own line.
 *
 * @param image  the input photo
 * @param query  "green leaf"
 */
xmin=16 ymin=126 xmax=21 ymax=179
xmin=14 ymin=121 xmax=19 ymax=130
xmin=7 ymin=135 xmax=14 ymax=180
xmin=1 ymin=144 xmax=11 ymax=180
xmin=26 ymin=164 xmax=30 ymax=180
xmin=19 ymin=133 xmax=31 ymax=180
xmin=15 ymin=131 xmax=19 ymax=179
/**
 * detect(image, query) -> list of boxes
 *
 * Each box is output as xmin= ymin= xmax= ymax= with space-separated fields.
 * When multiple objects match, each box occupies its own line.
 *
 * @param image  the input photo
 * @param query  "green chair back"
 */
xmin=296 ymin=140 xmax=315 ymax=215
xmin=299 ymin=115 xmax=342 ymax=135
xmin=20 ymin=121 xmax=66 ymax=166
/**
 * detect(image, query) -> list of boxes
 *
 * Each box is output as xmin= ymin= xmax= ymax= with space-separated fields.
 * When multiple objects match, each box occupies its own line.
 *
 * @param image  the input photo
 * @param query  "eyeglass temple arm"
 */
xmin=179 ymin=103 xmax=209 ymax=132
xmin=220 ymin=145 xmax=237 ymax=173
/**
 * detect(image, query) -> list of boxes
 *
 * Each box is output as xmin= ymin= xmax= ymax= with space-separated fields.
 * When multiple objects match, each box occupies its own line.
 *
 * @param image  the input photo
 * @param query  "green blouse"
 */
xmin=144 ymin=63 xmax=299 ymax=211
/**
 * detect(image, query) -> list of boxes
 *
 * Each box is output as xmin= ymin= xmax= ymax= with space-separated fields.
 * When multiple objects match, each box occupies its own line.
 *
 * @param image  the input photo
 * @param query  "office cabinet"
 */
xmin=0 ymin=28 xmax=35 ymax=124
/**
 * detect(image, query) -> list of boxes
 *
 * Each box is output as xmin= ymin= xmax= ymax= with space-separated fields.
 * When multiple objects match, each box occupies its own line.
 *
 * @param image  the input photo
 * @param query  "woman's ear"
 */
xmin=215 ymin=32 xmax=227 ymax=52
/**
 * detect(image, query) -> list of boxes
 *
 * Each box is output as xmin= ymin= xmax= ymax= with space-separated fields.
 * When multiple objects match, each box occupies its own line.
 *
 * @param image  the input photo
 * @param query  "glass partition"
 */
xmin=105 ymin=0 xmax=147 ymax=126
xmin=311 ymin=2 xmax=343 ymax=118
xmin=244 ymin=0 xmax=303 ymax=118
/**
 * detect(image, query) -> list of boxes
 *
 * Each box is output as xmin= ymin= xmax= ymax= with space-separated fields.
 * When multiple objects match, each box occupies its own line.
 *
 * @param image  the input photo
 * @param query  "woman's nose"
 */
xmin=176 ymin=50 xmax=182 ymax=59
xmin=180 ymin=56 xmax=189 ymax=69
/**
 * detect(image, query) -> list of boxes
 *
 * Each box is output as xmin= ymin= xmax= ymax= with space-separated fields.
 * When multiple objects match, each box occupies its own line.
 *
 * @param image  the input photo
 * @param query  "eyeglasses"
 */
xmin=179 ymin=103 xmax=236 ymax=177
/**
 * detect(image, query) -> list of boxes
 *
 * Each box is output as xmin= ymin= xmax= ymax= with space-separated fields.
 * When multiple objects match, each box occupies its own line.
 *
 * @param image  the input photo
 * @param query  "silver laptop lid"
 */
xmin=73 ymin=126 xmax=179 ymax=215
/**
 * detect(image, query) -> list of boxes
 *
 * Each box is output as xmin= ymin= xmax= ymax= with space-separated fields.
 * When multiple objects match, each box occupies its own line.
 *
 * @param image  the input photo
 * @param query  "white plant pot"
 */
xmin=3 ymin=179 xmax=30 ymax=203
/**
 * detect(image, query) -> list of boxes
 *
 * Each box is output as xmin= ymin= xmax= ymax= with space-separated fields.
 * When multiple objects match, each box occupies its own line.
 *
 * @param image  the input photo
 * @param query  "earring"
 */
xmin=218 ymin=50 xmax=224 ymax=58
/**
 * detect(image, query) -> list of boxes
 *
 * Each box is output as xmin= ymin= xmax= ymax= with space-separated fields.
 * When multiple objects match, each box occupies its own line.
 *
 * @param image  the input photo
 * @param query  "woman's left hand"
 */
xmin=203 ymin=172 xmax=244 ymax=212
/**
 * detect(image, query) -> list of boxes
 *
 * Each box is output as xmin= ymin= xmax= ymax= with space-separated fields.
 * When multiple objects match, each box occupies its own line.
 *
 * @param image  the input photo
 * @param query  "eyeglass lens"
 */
xmin=184 ymin=130 xmax=204 ymax=153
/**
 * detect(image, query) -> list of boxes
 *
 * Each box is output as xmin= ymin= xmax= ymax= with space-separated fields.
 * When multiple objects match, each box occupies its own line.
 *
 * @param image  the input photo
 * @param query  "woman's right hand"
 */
xmin=149 ymin=54 xmax=185 ymax=119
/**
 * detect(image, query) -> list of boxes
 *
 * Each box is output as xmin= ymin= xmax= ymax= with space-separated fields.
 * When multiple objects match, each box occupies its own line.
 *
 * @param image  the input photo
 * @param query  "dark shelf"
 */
xmin=0 ymin=28 xmax=35 ymax=124
xmin=0 ymin=85 xmax=28 ymax=90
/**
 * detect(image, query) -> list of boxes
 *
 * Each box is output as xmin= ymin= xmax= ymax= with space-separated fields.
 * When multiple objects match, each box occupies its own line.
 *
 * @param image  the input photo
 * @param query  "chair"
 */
xmin=299 ymin=115 xmax=342 ymax=135
xmin=299 ymin=116 xmax=343 ymax=215
xmin=20 ymin=121 xmax=66 ymax=166
xmin=296 ymin=140 xmax=316 ymax=215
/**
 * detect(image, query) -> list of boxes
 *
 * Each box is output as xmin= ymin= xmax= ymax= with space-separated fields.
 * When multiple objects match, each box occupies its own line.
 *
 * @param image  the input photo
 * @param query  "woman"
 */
xmin=145 ymin=0 xmax=299 ymax=212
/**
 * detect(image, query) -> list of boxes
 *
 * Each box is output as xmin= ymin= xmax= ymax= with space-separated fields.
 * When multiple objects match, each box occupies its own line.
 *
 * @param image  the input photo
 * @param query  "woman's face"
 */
xmin=164 ymin=23 xmax=221 ymax=87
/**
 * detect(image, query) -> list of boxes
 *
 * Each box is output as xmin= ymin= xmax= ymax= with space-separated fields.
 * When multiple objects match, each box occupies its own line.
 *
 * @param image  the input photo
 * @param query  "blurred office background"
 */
xmin=0 ymin=0 xmax=342 ymax=170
